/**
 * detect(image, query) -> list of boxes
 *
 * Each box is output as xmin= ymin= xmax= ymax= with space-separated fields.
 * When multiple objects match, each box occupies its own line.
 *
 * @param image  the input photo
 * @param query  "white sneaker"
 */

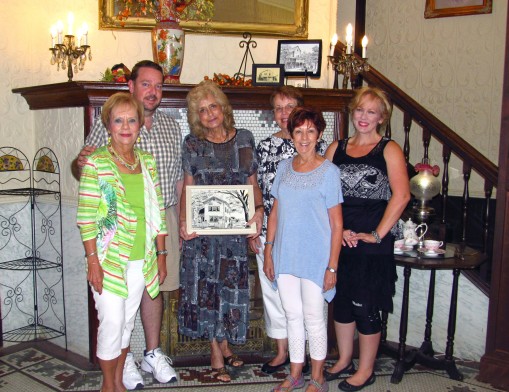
xmin=123 ymin=352 xmax=144 ymax=390
xmin=141 ymin=348 xmax=177 ymax=383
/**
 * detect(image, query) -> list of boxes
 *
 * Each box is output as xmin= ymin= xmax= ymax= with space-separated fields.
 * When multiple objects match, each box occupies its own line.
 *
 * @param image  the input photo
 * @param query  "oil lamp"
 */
xmin=409 ymin=160 xmax=441 ymax=224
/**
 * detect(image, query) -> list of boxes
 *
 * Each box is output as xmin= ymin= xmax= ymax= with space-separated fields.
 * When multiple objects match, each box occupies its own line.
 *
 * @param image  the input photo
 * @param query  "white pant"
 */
xmin=92 ymin=259 xmax=146 ymax=360
xmin=277 ymin=274 xmax=327 ymax=362
xmin=255 ymin=236 xmax=288 ymax=339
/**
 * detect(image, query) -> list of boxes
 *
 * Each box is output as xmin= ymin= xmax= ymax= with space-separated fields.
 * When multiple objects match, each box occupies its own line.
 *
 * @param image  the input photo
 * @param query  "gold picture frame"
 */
xmin=424 ymin=0 xmax=492 ymax=19
xmin=99 ymin=0 xmax=308 ymax=37
xmin=186 ymin=185 xmax=256 ymax=235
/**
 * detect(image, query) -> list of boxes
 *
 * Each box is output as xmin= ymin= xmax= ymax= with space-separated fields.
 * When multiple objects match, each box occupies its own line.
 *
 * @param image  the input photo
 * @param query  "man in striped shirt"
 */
xmin=75 ymin=60 xmax=182 ymax=389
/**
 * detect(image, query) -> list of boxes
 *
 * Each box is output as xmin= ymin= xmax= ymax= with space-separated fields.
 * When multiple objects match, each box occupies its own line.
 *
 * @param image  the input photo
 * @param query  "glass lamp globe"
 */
xmin=410 ymin=166 xmax=441 ymax=223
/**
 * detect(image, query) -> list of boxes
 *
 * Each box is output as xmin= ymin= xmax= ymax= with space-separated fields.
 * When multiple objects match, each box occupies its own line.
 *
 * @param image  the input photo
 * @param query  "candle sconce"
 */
xmin=50 ymin=34 xmax=92 ymax=82
xmin=328 ymin=46 xmax=369 ymax=90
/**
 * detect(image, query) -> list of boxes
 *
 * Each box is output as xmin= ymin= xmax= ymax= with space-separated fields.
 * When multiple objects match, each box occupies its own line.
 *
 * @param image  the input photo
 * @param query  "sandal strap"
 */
xmin=225 ymin=354 xmax=244 ymax=366
xmin=309 ymin=379 xmax=328 ymax=392
xmin=213 ymin=367 xmax=229 ymax=376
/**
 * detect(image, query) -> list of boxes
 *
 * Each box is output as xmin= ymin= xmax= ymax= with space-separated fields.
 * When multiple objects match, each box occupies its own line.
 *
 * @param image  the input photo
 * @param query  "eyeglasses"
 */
xmin=273 ymin=104 xmax=297 ymax=114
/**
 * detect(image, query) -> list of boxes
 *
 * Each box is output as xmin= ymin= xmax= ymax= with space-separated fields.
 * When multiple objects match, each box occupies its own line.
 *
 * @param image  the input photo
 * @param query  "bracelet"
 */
xmin=255 ymin=204 xmax=264 ymax=211
xmin=371 ymin=230 xmax=382 ymax=244
xmin=156 ymin=249 xmax=169 ymax=256
xmin=264 ymin=241 xmax=274 ymax=246
xmin=85 ymin=251 xmax=97 ymax=258
xmin=326 ymin=266 xmax=337 ymax=273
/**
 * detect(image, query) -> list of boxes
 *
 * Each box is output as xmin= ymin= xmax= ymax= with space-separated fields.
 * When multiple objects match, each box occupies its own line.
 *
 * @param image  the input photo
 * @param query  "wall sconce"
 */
xmin=49 ymin=12 xmax=92 ymax=82
xmin=328 ymin=23 xmax=369 ymax=89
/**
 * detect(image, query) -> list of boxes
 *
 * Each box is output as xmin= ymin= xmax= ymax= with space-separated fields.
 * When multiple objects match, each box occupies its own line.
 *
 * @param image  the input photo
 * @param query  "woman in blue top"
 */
xmin=264 ymin=107 xmax=344 ymax=392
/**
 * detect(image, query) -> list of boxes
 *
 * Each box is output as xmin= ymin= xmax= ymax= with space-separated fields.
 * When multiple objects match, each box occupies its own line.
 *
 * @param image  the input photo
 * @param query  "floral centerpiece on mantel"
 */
xmin=116 ymin=0 xmax=214 ymax=24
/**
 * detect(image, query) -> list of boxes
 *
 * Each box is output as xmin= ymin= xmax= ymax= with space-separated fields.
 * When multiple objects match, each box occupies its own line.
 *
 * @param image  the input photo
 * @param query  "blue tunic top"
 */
xmin=271 ymin=157 xmax=343 ymax=302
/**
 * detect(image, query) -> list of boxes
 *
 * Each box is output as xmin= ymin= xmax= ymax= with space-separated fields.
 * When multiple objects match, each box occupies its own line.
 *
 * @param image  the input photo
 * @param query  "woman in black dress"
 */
xmin=324 ymin=87 xmax=410 ymax=391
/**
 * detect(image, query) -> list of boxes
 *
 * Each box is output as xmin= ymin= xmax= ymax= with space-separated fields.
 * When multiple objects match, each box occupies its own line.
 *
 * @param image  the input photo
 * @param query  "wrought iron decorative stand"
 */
xmin=234 ymin=32 xmax=257 ymax=82
xmin=0 ymin=147 xmax=66 ymax=347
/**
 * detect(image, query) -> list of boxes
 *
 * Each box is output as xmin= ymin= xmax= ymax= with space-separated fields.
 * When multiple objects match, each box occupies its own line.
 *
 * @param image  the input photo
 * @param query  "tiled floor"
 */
xmin=0 ymin=342 xmax=504 ymax=392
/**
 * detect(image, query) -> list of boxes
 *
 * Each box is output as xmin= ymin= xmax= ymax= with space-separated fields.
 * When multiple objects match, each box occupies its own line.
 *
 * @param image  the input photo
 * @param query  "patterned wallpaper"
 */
xmin=364 ymin=0 xmax=506 ymax=196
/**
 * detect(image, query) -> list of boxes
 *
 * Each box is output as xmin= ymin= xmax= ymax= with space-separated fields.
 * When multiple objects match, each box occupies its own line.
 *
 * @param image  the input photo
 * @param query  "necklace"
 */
xmin=108 ymin=144 xmax=140 ymax=171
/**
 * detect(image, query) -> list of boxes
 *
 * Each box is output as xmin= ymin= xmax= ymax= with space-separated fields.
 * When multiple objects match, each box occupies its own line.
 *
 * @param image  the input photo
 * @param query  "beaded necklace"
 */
xmin=108 ymin=144 xmax=140 ymax=171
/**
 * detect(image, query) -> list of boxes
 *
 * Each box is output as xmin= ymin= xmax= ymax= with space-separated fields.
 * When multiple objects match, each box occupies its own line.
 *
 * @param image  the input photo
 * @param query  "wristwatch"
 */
xmin=326 ymin=266 xmax=337 ymax=273
xmin=156 ymin=249 xmax=168 ymax=256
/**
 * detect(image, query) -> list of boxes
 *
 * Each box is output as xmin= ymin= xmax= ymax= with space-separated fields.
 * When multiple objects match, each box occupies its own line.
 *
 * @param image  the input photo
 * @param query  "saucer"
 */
xmin=420 ymin=248 xmax=446 ymax=256
xmin=394 ymin=245 xmax=413 ymax=254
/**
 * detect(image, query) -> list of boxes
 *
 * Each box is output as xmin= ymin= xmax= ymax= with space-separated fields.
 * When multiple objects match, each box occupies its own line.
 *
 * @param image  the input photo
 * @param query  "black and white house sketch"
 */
xmin=277 ymin=39 xmax=322 ymax=77
xmin=186 ymin=185 xmax=256 ymax=235
xmin=252 ymin=64 xmax=284 ymax=86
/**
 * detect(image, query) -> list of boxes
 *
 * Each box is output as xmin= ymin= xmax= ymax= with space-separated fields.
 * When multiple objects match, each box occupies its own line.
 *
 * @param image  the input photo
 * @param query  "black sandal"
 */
xmin=224 ymin=354 xmax=244 ymax=368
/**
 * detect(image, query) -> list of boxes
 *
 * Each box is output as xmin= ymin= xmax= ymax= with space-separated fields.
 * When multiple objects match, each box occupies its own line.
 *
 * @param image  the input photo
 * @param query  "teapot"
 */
xmin=402 ymin=218 xmax=427 ymax=246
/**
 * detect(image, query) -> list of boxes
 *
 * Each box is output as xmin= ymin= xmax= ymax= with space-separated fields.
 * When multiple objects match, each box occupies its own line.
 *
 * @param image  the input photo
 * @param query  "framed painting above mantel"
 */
xmin=99 ymin=0 xmax=309 ymax=37
xmin=424 ymin=0 xmax=492 ymax=19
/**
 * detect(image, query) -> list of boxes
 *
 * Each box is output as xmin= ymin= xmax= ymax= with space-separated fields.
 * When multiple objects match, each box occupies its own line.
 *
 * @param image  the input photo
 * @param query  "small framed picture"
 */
xmin=424 ymin=0 xmax=492 ymax=18
xmin=277 ymin=39 xmax=322 ymax=78
xmin=252 ymin=64 xmax=285 ymax=86
xmin=186 ymin=185 xmax=257 ymax=235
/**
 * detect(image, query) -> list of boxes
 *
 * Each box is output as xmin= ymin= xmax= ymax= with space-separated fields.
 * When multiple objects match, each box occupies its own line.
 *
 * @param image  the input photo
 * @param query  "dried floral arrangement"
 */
xmin=116 ymin=0 xmax=214 ymax=23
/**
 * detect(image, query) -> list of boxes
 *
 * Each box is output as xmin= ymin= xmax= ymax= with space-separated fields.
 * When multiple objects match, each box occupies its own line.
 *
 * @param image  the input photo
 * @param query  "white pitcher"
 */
xmin=402 ymin=218 xmax=427 ymax=246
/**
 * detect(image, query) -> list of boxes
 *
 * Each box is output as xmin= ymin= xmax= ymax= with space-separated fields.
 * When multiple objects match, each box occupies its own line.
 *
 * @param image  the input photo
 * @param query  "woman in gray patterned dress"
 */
xmin=178 ymin=80 xmax=263 ymax=383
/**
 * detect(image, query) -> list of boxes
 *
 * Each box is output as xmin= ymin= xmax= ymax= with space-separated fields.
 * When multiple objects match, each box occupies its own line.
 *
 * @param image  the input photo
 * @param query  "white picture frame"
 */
xmin=186 ymin=185 xmax=256 ymax=235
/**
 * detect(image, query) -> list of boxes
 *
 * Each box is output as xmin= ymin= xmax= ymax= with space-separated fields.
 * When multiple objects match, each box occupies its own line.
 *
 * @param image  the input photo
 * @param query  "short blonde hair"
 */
xmin=349 ymin=86 xmax=392 ymax=133
xmin=101 ymin=92 xmax=144 ymax=129
xmin=186 ymin=80 xmax=235 ymax=139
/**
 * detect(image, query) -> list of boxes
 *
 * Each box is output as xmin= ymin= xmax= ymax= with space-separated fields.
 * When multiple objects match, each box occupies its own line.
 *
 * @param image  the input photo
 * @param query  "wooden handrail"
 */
xmin=360 ymin=59 xmax=498 ymax=187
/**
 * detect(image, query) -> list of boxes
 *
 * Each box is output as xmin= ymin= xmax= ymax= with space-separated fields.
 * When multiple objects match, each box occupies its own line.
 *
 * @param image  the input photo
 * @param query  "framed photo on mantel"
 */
xmin=424 ymin=0 xmax=492 ymax=19
xmin=277 ymin=40 xmax=322 ymax=78
xmin=186 ymin=185 xmax=256 ymax=235
xmin=252 ymin=64 xmax=285 ymax=86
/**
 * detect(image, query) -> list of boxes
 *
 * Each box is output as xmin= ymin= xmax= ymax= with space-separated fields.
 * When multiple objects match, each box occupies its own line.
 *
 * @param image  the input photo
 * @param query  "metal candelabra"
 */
xmin=50 ymin=35 xmax=92 ymax=82
xmin=328 ymin=48 xmax=369 ymax=89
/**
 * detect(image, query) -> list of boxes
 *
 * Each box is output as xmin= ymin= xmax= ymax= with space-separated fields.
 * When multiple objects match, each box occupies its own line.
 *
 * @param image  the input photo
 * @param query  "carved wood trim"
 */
xmin=478 ymin=4 xmax=509 ymax=390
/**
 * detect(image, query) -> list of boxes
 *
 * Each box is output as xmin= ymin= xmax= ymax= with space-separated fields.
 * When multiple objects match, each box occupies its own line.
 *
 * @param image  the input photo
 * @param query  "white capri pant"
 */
xmin=277 ymin=274 xmax=327 ymax=362
xmin=92 ymin=259 xmax=146 ymax=360
xmin=255 ymin=235 xmax=287 ymax=339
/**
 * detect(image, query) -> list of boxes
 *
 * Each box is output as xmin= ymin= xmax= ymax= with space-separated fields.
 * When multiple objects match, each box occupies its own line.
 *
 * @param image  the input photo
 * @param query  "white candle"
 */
xmin=362 ymin=35 xmax=368 ymax=58
xmin=330 ymin=33 xmax=338 ymax=56
xmin=82 ymin=22 xmax=88 ymax=45
xmin=56 ymin=20 xmax=64 ymax=44
xmin=67 ymin=12 xmax=74 ymax=35
xmin=346 ymin=23 xmax=353 ymax=54
xmin=50 ymin=25 xmax=57 ymax=47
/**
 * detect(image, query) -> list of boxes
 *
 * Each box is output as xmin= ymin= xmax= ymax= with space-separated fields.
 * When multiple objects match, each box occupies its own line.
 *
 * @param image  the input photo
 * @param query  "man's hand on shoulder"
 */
xmin=71 ymin=145 xmax=97 ymax=181
xmin=78 ymin=145 xmax=97 ymax=168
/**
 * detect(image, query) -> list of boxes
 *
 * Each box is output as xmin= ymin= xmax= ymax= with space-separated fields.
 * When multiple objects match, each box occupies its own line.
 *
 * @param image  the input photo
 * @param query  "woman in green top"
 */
xmin=77 ymin=93 xmax=167 ymax=392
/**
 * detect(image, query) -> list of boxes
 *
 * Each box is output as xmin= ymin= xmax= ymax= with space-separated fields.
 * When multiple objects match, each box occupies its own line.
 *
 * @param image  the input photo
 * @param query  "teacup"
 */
xmin=394 ymin=239 xmax=405 ymax=250
xmin=424 ymin=240 xmax=443 ymax=253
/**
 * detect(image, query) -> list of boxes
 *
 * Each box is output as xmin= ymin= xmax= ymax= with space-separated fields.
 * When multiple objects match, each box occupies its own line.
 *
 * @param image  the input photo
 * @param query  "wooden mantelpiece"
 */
xmin=13 ymin=82 xmax=355 ymax=140
xmin=12 ymin=81 xmax=354 ymax=111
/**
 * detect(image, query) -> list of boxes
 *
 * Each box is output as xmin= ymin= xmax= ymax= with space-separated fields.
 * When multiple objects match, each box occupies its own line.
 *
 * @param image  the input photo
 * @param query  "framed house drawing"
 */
xmin=186 ymin=185 xmax=256 ymax=235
